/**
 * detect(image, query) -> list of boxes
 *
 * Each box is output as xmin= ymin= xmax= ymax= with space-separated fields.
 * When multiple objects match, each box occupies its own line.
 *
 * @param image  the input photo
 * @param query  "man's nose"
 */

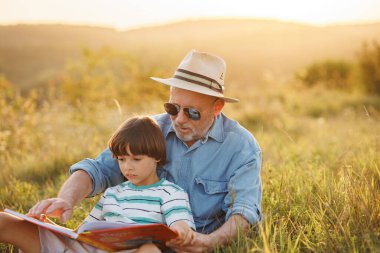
xmin=175 ymin=109 xmax=189 ymax=124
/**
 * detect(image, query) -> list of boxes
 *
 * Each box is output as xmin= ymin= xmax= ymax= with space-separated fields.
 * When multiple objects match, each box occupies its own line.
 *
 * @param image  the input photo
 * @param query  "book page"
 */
xmin=78 ymin=221 xmax=135 ymax=233
xmin=4 ymin=208 xmax=78 ymax=239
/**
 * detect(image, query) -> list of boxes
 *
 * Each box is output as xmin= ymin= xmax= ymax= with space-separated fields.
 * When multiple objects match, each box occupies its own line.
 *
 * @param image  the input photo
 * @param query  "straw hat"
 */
xmin=150 ymin=49 xmax=239 ymax=103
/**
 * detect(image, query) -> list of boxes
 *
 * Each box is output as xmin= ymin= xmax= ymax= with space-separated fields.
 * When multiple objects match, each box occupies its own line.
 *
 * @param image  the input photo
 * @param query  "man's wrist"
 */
xmin=203 ymin=215 xmax=250 ymax=249
xmin=57 ymin=170 xmax=93 ymax=206
xmin=199 ymin=233 xmax=218 ymax=250
xmin=56 ymin=196 xmax=74 ymax=208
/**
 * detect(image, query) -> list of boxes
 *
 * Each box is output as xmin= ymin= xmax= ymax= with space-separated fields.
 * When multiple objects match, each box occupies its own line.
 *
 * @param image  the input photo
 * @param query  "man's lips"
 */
xmin=176 ymin=125 xmax=190 ymax=132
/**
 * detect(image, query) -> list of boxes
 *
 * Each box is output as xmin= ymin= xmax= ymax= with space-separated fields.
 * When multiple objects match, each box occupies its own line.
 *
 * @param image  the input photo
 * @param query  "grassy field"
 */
xmin=0 ymin=33 xmax=379 ymax=251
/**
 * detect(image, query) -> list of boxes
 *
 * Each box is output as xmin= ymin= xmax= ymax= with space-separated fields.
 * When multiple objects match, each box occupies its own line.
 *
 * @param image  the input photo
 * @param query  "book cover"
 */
xmin=4 ymin=208 xmax=178 ymax=252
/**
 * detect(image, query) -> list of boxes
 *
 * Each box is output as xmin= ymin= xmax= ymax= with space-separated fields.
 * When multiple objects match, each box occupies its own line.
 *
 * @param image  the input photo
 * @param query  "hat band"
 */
xmin=174 ymin=68 xmax=224 ymax=94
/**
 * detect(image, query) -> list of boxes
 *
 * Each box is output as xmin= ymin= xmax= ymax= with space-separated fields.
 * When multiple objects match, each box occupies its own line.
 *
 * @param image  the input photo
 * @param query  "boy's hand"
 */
xmin=167 ymin=231 xmax=213 ymax=253
xmin=27 ymin=198 xmax=73 ymax=223
xmin=169 ymin=221 xmax=196 ymax=246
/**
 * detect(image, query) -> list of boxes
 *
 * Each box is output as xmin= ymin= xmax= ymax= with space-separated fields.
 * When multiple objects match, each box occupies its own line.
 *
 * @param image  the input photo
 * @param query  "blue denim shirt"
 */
xmin=70 ymin=113 xmax=262 ymax=234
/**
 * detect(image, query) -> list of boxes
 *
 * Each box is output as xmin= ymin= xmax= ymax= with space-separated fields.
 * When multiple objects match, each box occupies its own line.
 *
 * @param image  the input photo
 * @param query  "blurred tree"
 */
xmin=357 ymin=41 xmax=380 ymax=95
xmin=296 ymin=60 xmax=353 ymax=90
xmin=59 ymin=47 xmax=168 ymax=108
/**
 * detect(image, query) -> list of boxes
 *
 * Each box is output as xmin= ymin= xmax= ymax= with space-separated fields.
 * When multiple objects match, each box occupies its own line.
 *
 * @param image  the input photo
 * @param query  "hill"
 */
xmin=0 ymin=25 xmax=127 ymax=89
xmin=1 ymin=19 xmax=380 ymax=89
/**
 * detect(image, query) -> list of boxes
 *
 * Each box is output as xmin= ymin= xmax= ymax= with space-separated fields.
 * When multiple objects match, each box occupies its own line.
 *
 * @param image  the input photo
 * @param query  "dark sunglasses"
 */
xmin=164 ymin=103 xmax=201 ymax=121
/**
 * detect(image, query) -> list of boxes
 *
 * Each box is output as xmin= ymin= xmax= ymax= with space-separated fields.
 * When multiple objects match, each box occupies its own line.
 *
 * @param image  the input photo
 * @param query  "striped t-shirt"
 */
xmin=83 ymin=178 xmax=195 ymax=229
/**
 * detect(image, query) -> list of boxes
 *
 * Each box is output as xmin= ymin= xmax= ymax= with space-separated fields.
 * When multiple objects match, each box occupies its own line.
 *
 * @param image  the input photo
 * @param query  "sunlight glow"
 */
xmin=1 ymin=0 xmax=380 ymax=30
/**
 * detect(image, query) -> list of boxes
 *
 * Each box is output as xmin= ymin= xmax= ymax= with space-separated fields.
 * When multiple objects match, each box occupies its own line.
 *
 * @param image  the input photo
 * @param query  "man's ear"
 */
xmin=213 ymin=99 xmax=225 ymax=117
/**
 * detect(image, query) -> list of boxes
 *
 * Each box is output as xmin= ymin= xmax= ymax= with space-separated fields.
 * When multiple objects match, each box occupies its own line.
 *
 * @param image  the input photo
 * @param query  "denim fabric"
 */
xmin=70 ymin=113 xmax=262 ymax=234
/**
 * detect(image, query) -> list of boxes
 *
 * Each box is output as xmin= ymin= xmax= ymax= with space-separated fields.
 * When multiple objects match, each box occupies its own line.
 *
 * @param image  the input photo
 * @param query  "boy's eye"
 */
xmin=117 ymin=157 xmax=125 ymax=161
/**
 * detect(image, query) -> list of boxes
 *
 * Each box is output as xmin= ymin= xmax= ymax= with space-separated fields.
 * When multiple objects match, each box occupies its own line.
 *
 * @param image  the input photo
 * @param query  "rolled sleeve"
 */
xmin=69 ymin=148 xmax=124 ymax=197
xmin=224 ymin=150 xmax=262 ymax=225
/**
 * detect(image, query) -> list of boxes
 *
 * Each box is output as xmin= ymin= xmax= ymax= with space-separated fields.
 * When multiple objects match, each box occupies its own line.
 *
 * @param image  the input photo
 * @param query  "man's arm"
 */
xmin=167 ymin=214 xmax=249 ymax=252
xmin=206 ymin=214 xmax=249 ymax=246
xmin=69 ymin=148 xmax=124 ymax=197
xmin=28 ymin=148 xmax=124 ymax=222
xmin=27 ymin=170 xmax=92 ymax=222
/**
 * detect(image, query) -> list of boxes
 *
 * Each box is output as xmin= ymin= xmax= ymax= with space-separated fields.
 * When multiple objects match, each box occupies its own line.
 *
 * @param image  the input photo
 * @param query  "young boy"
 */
xmin=0 ymin=116 xmax=196 ymax=253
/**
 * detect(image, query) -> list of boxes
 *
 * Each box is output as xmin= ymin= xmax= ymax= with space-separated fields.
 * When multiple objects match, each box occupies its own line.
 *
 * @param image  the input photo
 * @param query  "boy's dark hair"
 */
xmin=108 ymin=116 xmax=167 ymax=166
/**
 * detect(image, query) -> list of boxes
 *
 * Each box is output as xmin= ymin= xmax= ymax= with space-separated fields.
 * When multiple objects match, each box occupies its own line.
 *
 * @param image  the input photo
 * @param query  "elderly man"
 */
xmin=28 ymin=49 xmax=262 ymax=252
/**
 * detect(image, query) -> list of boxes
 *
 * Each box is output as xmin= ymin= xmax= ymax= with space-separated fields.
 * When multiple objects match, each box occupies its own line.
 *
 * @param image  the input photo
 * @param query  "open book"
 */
xmin=4 ymin=208 xmax=178 ymax=252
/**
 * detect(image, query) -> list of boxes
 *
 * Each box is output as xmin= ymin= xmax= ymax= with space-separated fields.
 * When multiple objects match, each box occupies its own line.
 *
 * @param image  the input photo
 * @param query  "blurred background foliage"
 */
xmin=0 ymin=20 xmax=379 ymax=252
xmin=58 ymin=47 xmax=168 ymax=108
xmin=296 ymin=41 xmax=380 ymax=94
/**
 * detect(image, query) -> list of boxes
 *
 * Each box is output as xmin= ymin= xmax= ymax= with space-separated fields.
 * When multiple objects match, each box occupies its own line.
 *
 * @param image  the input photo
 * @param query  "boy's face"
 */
xmin=116 ymin=147 xmax=160 ymax=186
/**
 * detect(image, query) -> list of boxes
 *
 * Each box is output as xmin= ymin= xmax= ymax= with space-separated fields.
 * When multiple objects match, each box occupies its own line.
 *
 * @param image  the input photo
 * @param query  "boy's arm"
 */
xmin=28 ymin=170 xmax=92 ymax=223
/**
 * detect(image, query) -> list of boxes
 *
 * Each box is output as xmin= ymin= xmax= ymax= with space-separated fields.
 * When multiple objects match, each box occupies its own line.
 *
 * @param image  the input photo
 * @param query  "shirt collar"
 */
xmin=164 ymin=113 xmax=224 ymax=143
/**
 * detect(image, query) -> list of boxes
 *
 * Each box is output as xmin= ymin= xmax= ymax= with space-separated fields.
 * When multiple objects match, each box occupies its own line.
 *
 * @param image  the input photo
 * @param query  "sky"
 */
xmin=1 ymin=0 xmax=380 ymax=30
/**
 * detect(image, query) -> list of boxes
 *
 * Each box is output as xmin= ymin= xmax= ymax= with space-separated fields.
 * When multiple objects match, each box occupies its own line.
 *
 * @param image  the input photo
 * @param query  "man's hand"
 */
xmin=27 ymin=198 xmax=73 ymax=223
xmin=166 ymin=231 xmax=214 ymax=253
xmin=26 ymin=170 xmax=93 ymax=223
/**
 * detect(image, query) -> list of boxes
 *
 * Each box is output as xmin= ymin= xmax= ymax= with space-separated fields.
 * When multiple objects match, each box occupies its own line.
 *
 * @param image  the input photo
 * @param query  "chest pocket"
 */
xmin=193 ymin=177 xmax=229 ymax=220
xmin=195 ymin=177 xmax=229 ymax=194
